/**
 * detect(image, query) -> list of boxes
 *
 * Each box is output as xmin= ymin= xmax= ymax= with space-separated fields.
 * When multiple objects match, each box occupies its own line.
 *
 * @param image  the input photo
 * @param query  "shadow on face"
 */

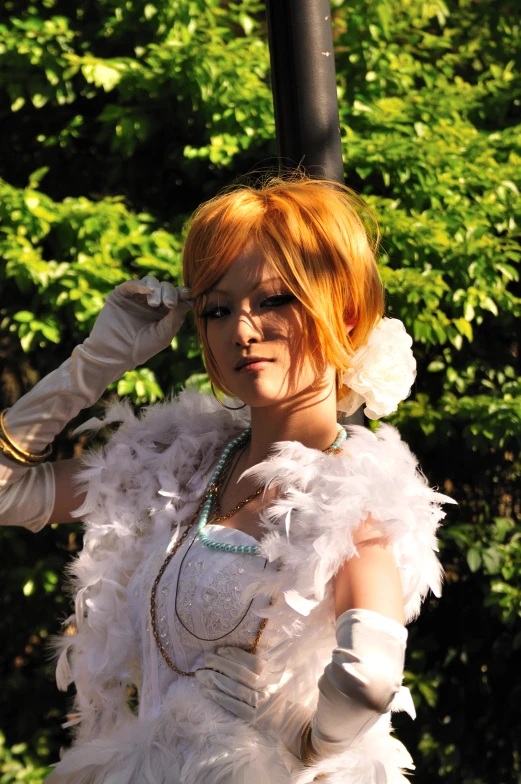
xmin=200 ymin=244 xmax=336 ymax=412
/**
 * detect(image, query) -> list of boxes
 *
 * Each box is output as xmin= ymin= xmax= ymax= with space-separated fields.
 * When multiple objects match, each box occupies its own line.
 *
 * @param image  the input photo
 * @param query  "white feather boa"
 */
xmin=48 ymin=389 xmax=455 ymax=783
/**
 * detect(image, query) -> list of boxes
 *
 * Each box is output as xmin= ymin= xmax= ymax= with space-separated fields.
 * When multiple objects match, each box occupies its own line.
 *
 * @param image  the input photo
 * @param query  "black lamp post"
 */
xmin=265 ymin=0 xmax=343 ymax=184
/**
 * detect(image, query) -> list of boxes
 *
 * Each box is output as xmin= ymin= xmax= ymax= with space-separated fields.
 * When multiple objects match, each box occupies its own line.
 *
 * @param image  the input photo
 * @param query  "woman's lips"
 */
xmin=237 ymin=360 xmax=273 ymax=372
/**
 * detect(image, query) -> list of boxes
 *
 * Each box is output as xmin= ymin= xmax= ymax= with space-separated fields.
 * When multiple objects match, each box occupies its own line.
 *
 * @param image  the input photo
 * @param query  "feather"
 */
xmin=390 ymin=686 xmax=416 ymax=720
xmin=283 ymin=590 xmax=320 ymax=616
xmin=50 ymin=387 xmax=455 ymax=784
xmin=46 ymin=634 xmax=74 ymax=692
xmin=284 ymin=507 xmax=292 ymax=540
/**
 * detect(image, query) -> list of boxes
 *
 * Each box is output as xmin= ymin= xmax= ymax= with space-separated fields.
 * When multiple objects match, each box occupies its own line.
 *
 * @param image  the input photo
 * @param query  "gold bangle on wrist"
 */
xmin=0 ymin=409 xmax=52 ymax=464
xmin=300 ymin=721 xmax=329 ymax=781
xmin=0 ymin=434 xmax=41 ymax=466
xmin=299 ymin=721 xmax=316 ymax=767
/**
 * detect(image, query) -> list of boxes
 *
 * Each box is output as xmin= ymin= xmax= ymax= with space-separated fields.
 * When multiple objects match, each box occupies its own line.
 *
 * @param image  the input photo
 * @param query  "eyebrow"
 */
xmin=207 ymin=276 xmax=284 ymax=297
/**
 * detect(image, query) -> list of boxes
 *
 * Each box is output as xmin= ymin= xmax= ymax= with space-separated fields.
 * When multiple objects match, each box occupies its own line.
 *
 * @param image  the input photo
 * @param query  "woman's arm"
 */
xmin=0 ymin=456 xmax=86 ymax=529
xmin=49 ymin=459 xmax=87 ymax=524
xmin=333 ymin=514 xmax=404 ymax=623
xmin=304 ymin=515 xmax=406 ymax=762
xmin=0 ymin=277 xmax=192 ymax=533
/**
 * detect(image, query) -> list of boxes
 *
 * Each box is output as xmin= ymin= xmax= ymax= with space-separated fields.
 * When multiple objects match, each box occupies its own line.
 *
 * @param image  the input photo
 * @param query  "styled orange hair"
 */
xmin=182 ymin=172 xmax=385 ymax=404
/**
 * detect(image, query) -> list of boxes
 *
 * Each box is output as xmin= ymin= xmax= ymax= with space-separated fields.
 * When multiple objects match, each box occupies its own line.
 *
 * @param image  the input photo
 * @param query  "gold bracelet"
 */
xmin=0 ymin=409 xmax=52 ymax=463
xmin=0 ymin=434 xmax=40 ymax=466
xmin=300 ymin=721 xmax=329 ymax=781
xmin=299 ymin=721 xmax=316 ymax=767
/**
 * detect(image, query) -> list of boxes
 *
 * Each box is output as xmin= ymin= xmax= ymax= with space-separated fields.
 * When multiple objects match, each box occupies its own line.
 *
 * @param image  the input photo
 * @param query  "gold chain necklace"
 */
xmin=150 ymin=437 xmax=270 ymax=677
xmin=207 ymin=443 xmax=264 ymax=526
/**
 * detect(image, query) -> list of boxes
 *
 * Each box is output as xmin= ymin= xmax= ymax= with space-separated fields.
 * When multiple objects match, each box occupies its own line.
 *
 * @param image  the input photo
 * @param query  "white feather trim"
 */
xmin=47 ymin=679 xmax=414 ymax=784
xmin=47 ymin=387 xmax=455 ymax=782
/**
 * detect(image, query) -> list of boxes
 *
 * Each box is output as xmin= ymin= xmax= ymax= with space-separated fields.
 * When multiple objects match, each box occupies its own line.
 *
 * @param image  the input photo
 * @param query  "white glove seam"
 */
xmin=310 ymin=710 xmax=380 ymax=754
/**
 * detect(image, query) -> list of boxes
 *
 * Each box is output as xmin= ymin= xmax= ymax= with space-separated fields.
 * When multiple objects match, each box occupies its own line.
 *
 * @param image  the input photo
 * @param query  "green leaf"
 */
xmin=117 ymin=378 xmax=134 ymax=395
xmin=481 ymin=297 xmax=498 ymax=317
xmin=464 ymin=302 xmax=475 ymax=321
xmin=13 ymin=311 xmax=35 ymax=323
xmin=20 ymin=332 xmax=35 ymax=352
xmin=82 ymin=62 xmax=123 ymax=92
xmin=494 ymin=517 xmax=515 ymax=542
xmin=418 ymin=681 xmax=438 ymax=708
xmin=453 ymin=318 xmax=473 ymax=342
xmin=239 ymin=13 xmax=255 ymax=36
xmin=482 ymin=548 xmax=502 ymax=575
xmin=144 ymin=4 xmax=157 ymax=20
xmin=353 ymin=99 xmax=373 ymax=113
xmin=11 ymin=96 xmax=25 ymax=112
xmin=467 ymin=548 xmax=482 ymax=573
xmin=28 ymin=167 xmax=50 ymax=188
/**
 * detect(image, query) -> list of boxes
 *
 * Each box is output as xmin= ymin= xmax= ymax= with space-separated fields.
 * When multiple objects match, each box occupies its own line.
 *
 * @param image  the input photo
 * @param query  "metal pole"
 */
xmin=265 ymin=0 xmax=363 ymax=425
xmin=265 ymin=0 xmax=343 ymax=184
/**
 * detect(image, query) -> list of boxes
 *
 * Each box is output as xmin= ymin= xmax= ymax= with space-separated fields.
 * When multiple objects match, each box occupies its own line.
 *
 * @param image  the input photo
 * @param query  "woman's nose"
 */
xmin=232 ymin=309 xmax=263 ymax=346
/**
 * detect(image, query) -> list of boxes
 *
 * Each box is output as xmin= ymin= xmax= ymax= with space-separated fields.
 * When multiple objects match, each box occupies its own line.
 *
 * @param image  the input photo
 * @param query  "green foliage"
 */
xmin=115 ymin=367 xmax=164 ymax=404
xmin=0 ymin=731 xmax=53 ymax=783
xmin=1 ymin=1 xmax=520 ymax=782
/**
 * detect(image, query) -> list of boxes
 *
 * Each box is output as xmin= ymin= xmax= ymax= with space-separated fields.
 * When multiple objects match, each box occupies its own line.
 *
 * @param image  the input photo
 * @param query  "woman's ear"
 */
xmin=343 ymin=316 xmax=358 ymax=336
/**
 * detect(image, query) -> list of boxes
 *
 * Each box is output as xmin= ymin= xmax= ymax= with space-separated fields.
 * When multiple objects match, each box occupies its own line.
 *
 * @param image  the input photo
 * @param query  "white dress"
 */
xmin=46 ymin=524 xmax=293 ymax=784
xmin=46 ymin=389 xmax=454 ymax=784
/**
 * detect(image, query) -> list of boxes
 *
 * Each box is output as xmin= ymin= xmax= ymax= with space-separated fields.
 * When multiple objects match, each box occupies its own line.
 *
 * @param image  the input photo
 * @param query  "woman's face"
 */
xmin=202 ymin=244 xmax=335 ymax=409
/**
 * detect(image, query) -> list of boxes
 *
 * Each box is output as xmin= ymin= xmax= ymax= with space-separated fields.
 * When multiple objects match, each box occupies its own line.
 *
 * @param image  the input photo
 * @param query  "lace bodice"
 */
xmin=127 ymin=524 xmax=277 ymax=719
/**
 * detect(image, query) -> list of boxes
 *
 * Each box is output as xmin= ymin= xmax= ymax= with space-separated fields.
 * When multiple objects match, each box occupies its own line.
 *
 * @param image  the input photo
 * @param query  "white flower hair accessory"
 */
xmin=337 ymin=317 xmax=417 ymax=420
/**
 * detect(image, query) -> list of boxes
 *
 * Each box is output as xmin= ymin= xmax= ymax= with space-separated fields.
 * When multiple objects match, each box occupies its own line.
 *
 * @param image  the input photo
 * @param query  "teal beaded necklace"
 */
xmin=197 ymin=424 xmax=347 ymax=556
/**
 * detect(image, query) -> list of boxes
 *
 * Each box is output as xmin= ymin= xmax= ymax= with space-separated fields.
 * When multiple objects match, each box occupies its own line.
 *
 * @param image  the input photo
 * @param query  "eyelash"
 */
xmin=201 ymin=293 xmax=296 ymax=320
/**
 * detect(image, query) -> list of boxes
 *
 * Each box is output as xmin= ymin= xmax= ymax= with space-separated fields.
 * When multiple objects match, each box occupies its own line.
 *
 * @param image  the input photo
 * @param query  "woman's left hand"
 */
xmin=195 ymin=647 xmax=266 ymax=723
xmin=195 ymin=646 xmax=310 ymax=758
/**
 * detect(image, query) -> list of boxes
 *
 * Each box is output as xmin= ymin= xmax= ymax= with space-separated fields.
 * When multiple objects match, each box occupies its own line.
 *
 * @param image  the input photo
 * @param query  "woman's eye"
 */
xmin=201 ymin=294 xmax=295 ymax=319
xmin=261 ymin=294 xmax=296 ymax=307
xmin=201 ymin=305 xmax=230 ymax=320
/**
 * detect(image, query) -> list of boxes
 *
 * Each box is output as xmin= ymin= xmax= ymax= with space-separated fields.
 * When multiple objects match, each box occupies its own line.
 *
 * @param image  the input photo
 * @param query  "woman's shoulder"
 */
xmin=74 ymin=388 xmax=247 ymax=453
xmin=69 ymin=389 xmax=247 ymax=522
xmin=342 ymin=420 xmax=431 ymax=479
xmin=247 ymin=421 xmax=456 ymax=624
xmin=243 ymin=419 xmax=451 ymax=503
xmin=340 ymin=422 xmax=457 ymax=620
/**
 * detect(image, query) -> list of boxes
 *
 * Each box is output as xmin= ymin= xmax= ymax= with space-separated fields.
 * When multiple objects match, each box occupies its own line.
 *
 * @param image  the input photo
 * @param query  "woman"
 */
xmin=0 ymin=175 xmax=455 ymax=783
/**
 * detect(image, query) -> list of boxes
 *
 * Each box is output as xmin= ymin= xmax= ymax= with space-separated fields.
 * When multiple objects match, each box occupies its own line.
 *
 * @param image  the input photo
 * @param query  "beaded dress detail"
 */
xmin=127 ymin=524 xmax=276 ymax=719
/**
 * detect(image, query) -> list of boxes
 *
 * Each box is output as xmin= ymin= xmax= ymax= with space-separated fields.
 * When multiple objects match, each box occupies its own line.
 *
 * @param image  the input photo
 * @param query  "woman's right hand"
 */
xmin=83 ymin=275 xmax=194 ymax=379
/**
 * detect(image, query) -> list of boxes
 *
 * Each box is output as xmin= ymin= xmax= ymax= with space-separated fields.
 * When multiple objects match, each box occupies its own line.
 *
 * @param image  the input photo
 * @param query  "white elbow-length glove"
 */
xmin=196 ymin=608 xmax=408 ymax=763
xmin=0 ymin=276 xmax=193 ymax=532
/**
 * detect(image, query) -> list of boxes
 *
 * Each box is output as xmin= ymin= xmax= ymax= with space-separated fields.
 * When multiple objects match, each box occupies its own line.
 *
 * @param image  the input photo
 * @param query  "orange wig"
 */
xmin=182 ymin=173 xmax=385 ymax=405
